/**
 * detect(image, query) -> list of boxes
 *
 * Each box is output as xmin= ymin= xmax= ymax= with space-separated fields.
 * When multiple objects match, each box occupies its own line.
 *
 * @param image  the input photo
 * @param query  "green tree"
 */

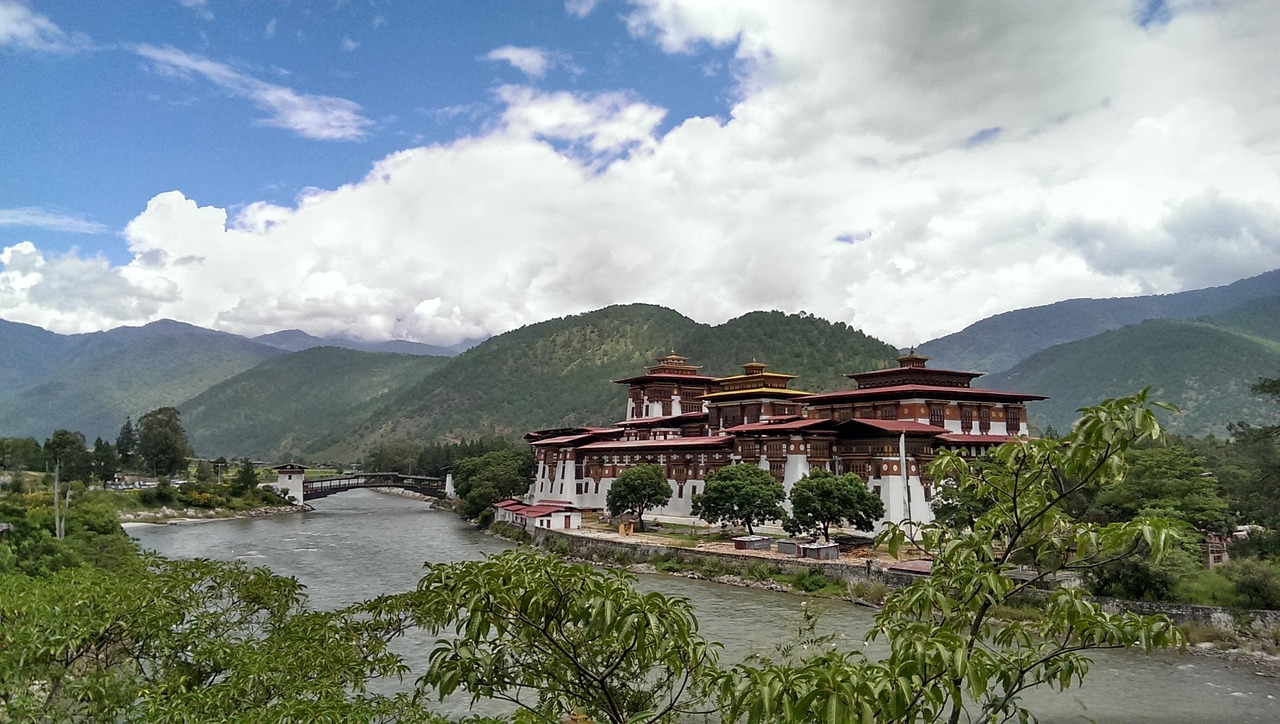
xmin=0 ymin=437 xmax=43 ymax=472
xmin=1220 ymin=557 xmax=1280 ymax=609
xmin=0 ymin=558 xmax=432 ymax=722
xmin=452 ymin=448 xmax=535 ymax=518
xmin=786 ymin=469 xmax=884 ymax=541
xmin=692 ymin=463 xmax=785 ymax=534
xmin=43 ymin=429 xmax=93 ymax=483
xmin=230 ymin=458 xmax=261 ymax=495
xmin=718 ymin=391 xmax=1185 ymax=723
xmin=408 ymin=549 xmax=719 ymax=724
xmin=116 ymin=416 xmax=137 ymax=469
xmin=91 ymin=437 xmax=119 ymax=487
xmin=1087 ymin=445 xmax=1230 ymax=534
xmin=1085 ymin=540 xmax=1202 ymax=601
xmin=366 ymin=441 xmax=422 ymax=474
xmin=194 ymin=459 xmax=214 ymax=484
xmin=606 ymin=463 xmax=671 ymax=531
xmin=137 ymin=407 xmax=192 ymax=477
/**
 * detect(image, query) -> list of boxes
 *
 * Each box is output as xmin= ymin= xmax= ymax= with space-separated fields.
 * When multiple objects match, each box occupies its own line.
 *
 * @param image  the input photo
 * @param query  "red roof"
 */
xmin=801 ymin=384 xmax=1047 ymax=404
xmin=936 ymin=433 xmax=1019 ymax=445
xmin=524 ymin=505 xmax=576 ymax=517
xmin=723 ymin=418 xmax=832 ymax=433
xmin=840 ymin=419 xmax=949 ymax=434
xmin=530 ymin=432 xmax=603 ymax=446
xmin=611 ymin=372 xmax=719 ymax=384
xmin=579 ymin=435 xmax=733 ymax=451
xmin=617 ymin=411 xmax=707 ymax=427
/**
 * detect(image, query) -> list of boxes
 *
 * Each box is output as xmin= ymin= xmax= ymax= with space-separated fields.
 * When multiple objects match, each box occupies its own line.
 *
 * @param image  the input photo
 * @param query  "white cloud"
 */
xmin=5 ymin=1 xmax=1280 ymax=349
xmin=565 ymin=0 xmax=599 ymax=18
xmin=0 ymin=0 xmax=87 ymax=51
xmin=484 ymin=45 xmax=553 ymax=78
xmin=340 ymin=37 xmax=358 ymax=52
xmin=0 ymin=207 xmax=106 ymax=234
xmin=265 ymin=18 xmax=277 ymax=39
xmin=178 ymin=0 xmax=213 ymax=21
xmin=135 ymin=44 xmax=372 ymax=140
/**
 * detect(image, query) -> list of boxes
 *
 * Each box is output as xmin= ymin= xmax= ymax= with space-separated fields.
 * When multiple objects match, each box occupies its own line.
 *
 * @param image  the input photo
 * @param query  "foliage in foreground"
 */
xmin=716 ymin=391 xmax=1185 ymax=723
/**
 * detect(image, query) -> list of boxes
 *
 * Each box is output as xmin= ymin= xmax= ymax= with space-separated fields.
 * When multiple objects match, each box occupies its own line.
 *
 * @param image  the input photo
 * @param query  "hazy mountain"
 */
xmin=0 ymin=320 xmax=283 ymax=442
xmin=917 ymin=268 xmax=1280 ymax=374
xmin=181 ymin=347 xmax=450 ymax=459
xmin=254 ymin=329 xmax=456 ymax=357
xmin=985 ymin=297 xmax=1280 ymax=437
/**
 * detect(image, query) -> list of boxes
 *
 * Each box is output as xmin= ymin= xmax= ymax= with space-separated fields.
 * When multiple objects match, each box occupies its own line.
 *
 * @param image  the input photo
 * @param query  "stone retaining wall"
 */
xmin=527 ymin=527 xmax=924 ymax=588
xmin=526 ymin=527 xmax=1280 ymax=631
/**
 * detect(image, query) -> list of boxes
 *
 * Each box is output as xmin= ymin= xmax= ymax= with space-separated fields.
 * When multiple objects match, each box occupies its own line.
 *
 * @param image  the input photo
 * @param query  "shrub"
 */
xmin=543 ymin=537 xmax=570 ymax=556
xmin=1220 ymin=558 xmax=1280 ymax=609
xmin=793 ymin=566 xmax=831 ymax=593
xmin=655 ymin=560 xmax=687 ymax=574
xmin=847 ymin=579 xmax=889 ymax=604
xmin=746 ymin=562 xmax=780 ymax=583
xmin=1177 ymin=621 xmax=1233 ymax=645
xmin=1171 ymin=568 xmax=1243 ymax=607
xmin=475 ymin=508 xmax=495 ymax=530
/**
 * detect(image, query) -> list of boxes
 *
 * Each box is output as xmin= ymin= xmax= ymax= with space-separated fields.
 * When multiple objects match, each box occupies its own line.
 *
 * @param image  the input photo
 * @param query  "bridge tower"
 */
xmin=269 ymin=463 xmax=307 ymax=503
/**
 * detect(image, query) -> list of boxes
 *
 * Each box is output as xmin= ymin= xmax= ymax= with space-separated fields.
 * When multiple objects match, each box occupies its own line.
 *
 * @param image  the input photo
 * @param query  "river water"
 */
xmin=130 ymin=490 xmax=1280 ymax=723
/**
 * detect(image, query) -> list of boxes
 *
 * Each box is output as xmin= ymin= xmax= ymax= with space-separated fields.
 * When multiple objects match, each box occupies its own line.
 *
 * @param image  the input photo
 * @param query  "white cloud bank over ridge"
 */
xmin=6 ymin=0 xmax=1280 ymax=348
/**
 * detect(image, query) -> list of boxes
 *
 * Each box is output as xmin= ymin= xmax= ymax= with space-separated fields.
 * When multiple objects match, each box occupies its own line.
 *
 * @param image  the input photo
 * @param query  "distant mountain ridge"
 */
xmin=985 ymin=296 xmax=1280 ymax=436
xmin=253 ymin=329 xmax=457 ymax=357
xmin=917 ymin=268 xmax=1280 ymax=374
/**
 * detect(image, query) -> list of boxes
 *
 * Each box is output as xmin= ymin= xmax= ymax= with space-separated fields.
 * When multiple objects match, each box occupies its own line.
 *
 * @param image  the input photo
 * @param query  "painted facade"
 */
xmin=524 ymin=351 xmax=1047 ymax=530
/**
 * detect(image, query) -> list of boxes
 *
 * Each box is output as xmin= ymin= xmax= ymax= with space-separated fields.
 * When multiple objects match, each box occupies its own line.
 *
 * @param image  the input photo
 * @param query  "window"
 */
xmin=1006 ymin=406 xmax=1022 ymax=434
xmin=979 ymin=406 xmax=991 ymax=434
xmin=878 ymin=405 xmax=898 ymax=420
xmin=960 ymin=406 xmax=974 ymax=433
xmin=929 ymin=404 xmax=945 ymax=427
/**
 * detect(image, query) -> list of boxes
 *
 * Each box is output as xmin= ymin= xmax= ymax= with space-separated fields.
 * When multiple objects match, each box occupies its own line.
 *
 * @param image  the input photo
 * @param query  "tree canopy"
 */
xmin=692 ymin=463 xmax=785 ymax=534
xmin=786 ymin=469 xmax=884 ymax=541
xmin=605 ymin=463 xmax=671 ymax=531
xmin=452 ymin=447 xmax=535 ymax=518
xmin=137 ymin=407 xmax=192 ymax=477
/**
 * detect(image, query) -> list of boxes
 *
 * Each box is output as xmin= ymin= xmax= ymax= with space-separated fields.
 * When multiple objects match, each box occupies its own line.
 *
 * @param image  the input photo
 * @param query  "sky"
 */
xmin=2 ymin=0 xmax=1280 ymax=348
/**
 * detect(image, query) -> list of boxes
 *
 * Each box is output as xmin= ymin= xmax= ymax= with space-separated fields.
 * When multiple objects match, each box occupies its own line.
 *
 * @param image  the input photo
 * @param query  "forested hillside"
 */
xmin=918 ymin=268 xmax=1280 ymax=374
xmin=181 ymin=347 xmax=450 ymax=459
xmin=986 ymin=303 xmax=1280 ymax=436
xmin=254 ymin=329 xmax=457 ymax=357
xmin=311 ymin=305 xmax=900 ymax=459
xmin=0 ymin=321 xmax=282 ymax=442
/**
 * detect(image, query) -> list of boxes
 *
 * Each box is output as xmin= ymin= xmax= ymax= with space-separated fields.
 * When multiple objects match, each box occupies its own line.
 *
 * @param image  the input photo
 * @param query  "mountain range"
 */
xmin=2 ymin=269 xmax=1278 ymax=460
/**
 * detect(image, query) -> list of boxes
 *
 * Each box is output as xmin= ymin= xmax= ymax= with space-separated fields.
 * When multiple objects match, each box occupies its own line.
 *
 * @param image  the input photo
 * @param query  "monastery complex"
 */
xmin=523 ymin=351 xmax=1047 ymax=530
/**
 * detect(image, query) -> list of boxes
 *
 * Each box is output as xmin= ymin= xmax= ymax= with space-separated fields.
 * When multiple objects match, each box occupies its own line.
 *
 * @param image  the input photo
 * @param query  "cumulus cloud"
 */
xmin=0 ymin=0 xmax=87 ymax=51
xmin=135 ymin=44 xmax=373 ymax=140
xmin=5 ymin=0 xmax=1280 ymax=347
xmin=0 ymin=207 xmax=106 ymax=234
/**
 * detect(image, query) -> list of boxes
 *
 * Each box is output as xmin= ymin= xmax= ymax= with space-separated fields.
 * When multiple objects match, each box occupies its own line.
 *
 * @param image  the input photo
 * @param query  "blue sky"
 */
xmin=3 ymin=1 xmax=1280 ymax=348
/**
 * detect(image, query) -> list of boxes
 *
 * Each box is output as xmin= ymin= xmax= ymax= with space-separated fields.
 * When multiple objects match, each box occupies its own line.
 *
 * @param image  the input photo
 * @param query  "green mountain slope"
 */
xmin=985 ymin=314 xmax=1280 ymax=437
xmin=917 ymin=268 xmax=1280 ymax=374
xmin=310 ymin=305 xmax=900 ymax=459
xmin=0 ymin=318 xmax=78 ymax=393
xmin=0 ymin=321 xmax=283 ymax=442
xmin=181 ymin=347 xmax=449 ymax=459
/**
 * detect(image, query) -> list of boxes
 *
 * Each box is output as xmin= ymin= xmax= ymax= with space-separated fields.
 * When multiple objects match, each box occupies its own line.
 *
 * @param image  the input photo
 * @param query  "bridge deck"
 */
xmin=302 ymin=473 xmax=446 ymax=501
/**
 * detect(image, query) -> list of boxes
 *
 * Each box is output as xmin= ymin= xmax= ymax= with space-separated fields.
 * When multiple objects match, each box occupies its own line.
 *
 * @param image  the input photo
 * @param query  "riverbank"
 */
xmin=485 ymin=519 xmax=1280 ymax=674
xmin=119 ymin=503 xmax=311 ymax=526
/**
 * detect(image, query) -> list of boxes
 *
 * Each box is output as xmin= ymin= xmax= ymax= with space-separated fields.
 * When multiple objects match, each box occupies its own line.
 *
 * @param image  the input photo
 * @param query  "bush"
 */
xmin=1220 ymin=558 xmax=1280 ymax=609
xmin=475 ymin=508 xmax=495 ymax=530
xmin=1171 ymin=568 xmax=1243 ymax=607
xmin=655 ymin=560 xmax=688 ymax=573
xmin=746 ymin=562 xmax=780 ymax=583
xmin=847 ymin=579 xmax=889 ymax=604
xmin=543 ymin=537 xmax=570 ymax=556
xmin=792 ymin=566 xmax=831 ymax=593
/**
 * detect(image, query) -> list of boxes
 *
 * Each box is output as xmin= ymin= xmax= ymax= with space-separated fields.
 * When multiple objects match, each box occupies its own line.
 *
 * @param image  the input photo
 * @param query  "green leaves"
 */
xmin=692 ymin=463 xmax=786 ymax=534
xmin=788 ymin=469 xmax=884 ymax=541
xmin=406 ymin=549 xmax=719 ymax=724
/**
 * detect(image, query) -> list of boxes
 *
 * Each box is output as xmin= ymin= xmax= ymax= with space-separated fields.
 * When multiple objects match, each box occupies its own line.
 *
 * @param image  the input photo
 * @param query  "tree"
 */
xmin=43 ymin=430 xmax=92 ymax=484
xmin=116 ymin=417 xmax=137 ymax=469
xmin=452 ymin=448 xmax=535 ymax=518
xmin=692 ymin=463 xmax=785 ymax=534
xmin=1086 ymin=445 xmax=1230 ymax=534
xmin=606 ymin=463 xmax=671 ymax=531
xmin=787 ymin=469 xmax=883 ymax=541
xmin=408 ymin=549 xmax=719 ymax=724
xmin=717 ymin=391 xmax=1185 ymax=723
xmin=194 ymin=459 xmax=214 ymax=484
xmin=91 ymin=438 xmax=119 ymax=487
xmin=136 ymin=407 xmax=192 ymax=477
xmin=0 ymin=558 xmax=434 ymax=722
xmin=230 ymin=458 xmax=261 ymax=495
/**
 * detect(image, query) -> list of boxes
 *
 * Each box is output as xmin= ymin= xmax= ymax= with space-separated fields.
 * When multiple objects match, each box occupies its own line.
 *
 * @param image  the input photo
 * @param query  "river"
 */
xmin=129 ymin=490 xmax=1280 ymax=723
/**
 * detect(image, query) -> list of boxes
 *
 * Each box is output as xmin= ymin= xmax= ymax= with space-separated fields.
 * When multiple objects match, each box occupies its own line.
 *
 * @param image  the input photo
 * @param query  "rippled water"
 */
xmin=131 ymin=490 xmax=1280 ymax=722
